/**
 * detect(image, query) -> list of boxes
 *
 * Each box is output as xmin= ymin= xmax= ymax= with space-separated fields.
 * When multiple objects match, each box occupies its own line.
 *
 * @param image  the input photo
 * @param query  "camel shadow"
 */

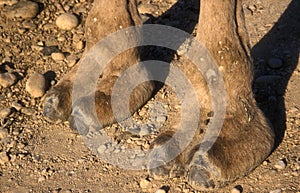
xmin=251 ymin=0 xmax=300 ymax=148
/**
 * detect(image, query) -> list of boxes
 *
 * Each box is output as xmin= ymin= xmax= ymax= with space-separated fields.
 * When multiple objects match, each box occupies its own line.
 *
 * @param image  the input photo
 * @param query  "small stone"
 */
xmin=6 ymin=1 xmax=39 ymax=19
xmin=0 ymin=72 xmax=17 ymax=88
xmin=0 ymin=130 xmax=8 ymax=139
xmin=21 ymin=108 xmax=35 ymax=116
xmin=56 ymin=13 xmax=79 ymax=30
xmin=12 ymin=102 xmax=23 ymax=111
xmin=139 ymin=125 xmax=152 ymax=136
xmin=140 ymin=178 xmax=151 ymax=189
xmin=67 ymin=59 xmax=77 ymax=68
xmin=268 ymin=58 xmax=283 ymax=69
xmin=291 ymin=171 xmax=299 ymax=177
xmin=31 ymin=45 xmax=44 ymax=52
xmin=138 ymin=109 xmax=147 ymax=116
xmin=231 ymin=187 xmax=242 ymax=193
xmin=231 ymin=185 xmax=243 ymax=193
xmin=62 ymin=190 xmax=72 ymax=193
xmin=0 ymin=152 xmax=10 ymax=164
xmin=274 ymin=160 xmax=286 ymax=170
xmin=57 ymin=36 xmax=66 ymax=42
xmin=0 ymin=108 xmax=12 ymax=119
xmin=138 ymin=4 xmax=159 ymax=15
xmin=38 ymin=175 xmax=46 ymax=183
xmin=255 ymin=75 xmax=281 ymax=85
xmin=22 ymin=21 xmax=37 ymax=29
xmin=97 ymin=145 xmax=107 ymax=154
xmin=270 ymin=189 xmax=282 ymax=193
xmin=156 ymin=116 xmax=167 ymax=123
xmin=155 ymin=189 xmax=166 ymax=193
xmin=51 ymin=52 xmax=65 ymax=61
xmin=74 ymin=41 xmax=84 ymax=50
xmin=247 ymin=5 xmax=256 ymax=13
xmin=26 ymin=72 xmax=46 ymax=98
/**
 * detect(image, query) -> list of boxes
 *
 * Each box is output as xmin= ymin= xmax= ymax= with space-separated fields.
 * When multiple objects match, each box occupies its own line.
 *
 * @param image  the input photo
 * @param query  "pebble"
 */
xmin=97 ymin=145 xmax=107 ymax=154
xmin=138 ymin=4 xmax=159 ymax=15
xmin=62 ymin=190 xmax=72 ymax=193
xmin=274 ymin=160 xmax=286 ymax=170
xmin=0 ymin=72 xmax=17 ymax=88
xmin=67 ymin=55 xmax=78 ymax=68
xmin=38 ymin=175 xmax=46 ymax=183
xmin=255 ymin=75 xmax=281 ymax=85
xmin=74 ymin=41 xmax=84 ymax=50
xmin=67 ymin=59 xmax=77 ymax=68
xmin=270 ymin=189 xmax=282 ymax=193
xmin=22 ymin=21 xmax=37 ymax=29
xmin=231 ymin=187 xmax=242 ymax=193
xmin=56 ymin=13 xmax=79 ymax=30
xmin=21 ymin=108 xmax=35 ymax=116
xmin=51 ymin=52 xmax=65 ymax=61
xmin=156 ymin=116 xmax=167 ymax=123
xmin=247 ymin=5 xmax=256 ymax=13
xmin=31 ymin=45 xmax=44 ymax=52
xmin=139 ymin=126 xmax=151 ymax=136
xmin=26 ymin=72 xmax=46 ymax=98
xmin=140 ymin=178 xmax=151 ymax=189
xmin=0 ymin=152 xmax=10 ymax=165
xmin=268 ymin=58 xmax=283 ymax=69
xmin=0 ymin=108 xmax=12 ymax=119
xmin=0 ymin=130 xmax=8 ymax=139
xmin=5 ymin=1 xmax=39 ymax=19
xmin=12 ymin=102 xmax=23 ymax=111
xmin=155 ymin=189 xmax=166 ymax=193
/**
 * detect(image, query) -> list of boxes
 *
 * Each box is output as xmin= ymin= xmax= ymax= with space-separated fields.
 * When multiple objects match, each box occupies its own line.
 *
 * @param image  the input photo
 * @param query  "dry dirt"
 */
xmin=0 ymin=0 xmax=299 ymax=192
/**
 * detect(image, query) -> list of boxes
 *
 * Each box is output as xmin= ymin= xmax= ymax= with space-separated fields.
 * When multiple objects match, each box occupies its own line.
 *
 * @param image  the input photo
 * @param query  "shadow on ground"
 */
xmin=251 ymin=0 xmax=300 ymax=148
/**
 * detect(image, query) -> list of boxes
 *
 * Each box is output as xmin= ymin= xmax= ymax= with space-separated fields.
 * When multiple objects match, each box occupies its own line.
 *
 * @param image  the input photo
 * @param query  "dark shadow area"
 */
xmin=43 ymin=71 xmax=57 ymax=91
xmin=251 ymin=0 xmax=300 ymax=148
xmin=140 ymin=0 xmax=200 ymax=93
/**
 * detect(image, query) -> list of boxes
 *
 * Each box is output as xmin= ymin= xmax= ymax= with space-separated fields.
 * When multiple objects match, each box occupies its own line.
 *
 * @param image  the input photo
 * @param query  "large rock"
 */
xmin=26 ymin=72 xmax=46 ymax=98
xmin=56 ymin=13 xmax=79 ymax=30
xmin=0 ymin=72 xmax=17 ymax=88
xmin=5 ymin=1 xmax=39 ymax=19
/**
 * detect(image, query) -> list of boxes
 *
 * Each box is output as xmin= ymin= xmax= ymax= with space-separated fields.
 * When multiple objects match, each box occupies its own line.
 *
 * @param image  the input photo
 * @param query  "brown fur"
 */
xmin=43 ymin=0 xmax=275 ymax=190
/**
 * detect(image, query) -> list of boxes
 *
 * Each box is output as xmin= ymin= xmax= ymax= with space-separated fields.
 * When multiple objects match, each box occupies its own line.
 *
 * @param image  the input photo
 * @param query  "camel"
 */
xmin=43 ymin=0 xmax=274 ymax=190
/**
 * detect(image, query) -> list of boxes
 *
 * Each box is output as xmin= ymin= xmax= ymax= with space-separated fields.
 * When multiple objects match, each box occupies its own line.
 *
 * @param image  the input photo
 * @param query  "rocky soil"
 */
xmin=0 ymin=0 xmax=299 ymax=192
